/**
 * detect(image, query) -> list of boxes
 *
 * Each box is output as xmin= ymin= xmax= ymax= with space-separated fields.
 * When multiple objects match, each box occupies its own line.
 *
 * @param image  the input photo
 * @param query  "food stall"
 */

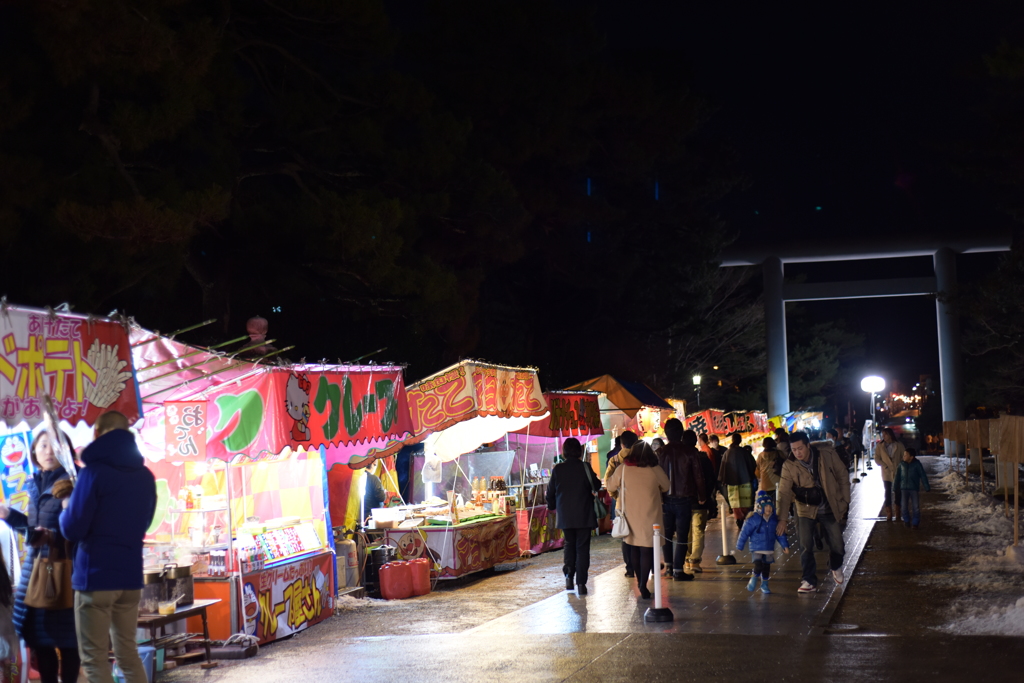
xmin=0 ymin=304 xmax=142 ymax=534
xmin=505 ymin=390 xmax=604 ymax=555
xmin=0 ymin=304 xmax=143 ymax=679
xmin=684 ymin=408 xmax=773 ymax=447
xmin=565 ymin=375 xmax=674 ymax=472
xmin=132 ymin=326 xmax=415 ymax=644
xmin=380 ymin=360 xmax=549 ymax=578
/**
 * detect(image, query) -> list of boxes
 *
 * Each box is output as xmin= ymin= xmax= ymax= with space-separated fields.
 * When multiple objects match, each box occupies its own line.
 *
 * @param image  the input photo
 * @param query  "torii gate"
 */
xmin=721 ymin=236 xmax=1012 ymax=429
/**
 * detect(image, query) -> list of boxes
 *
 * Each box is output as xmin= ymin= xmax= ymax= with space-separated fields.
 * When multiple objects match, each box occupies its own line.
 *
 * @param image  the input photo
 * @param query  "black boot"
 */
xmin=565 ymin=574 xmax=574 ymax=590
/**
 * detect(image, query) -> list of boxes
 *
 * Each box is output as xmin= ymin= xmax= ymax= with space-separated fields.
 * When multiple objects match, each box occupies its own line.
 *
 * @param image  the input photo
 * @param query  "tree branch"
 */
xmin=236 ymin=39 xmax=375 ymax=107
xmin=79 ymin=84 xmax=141 ymax=198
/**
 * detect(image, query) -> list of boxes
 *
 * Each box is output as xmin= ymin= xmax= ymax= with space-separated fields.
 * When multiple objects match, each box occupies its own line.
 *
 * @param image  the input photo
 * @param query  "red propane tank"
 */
xmin=410 ymin=558 xmax=431 ymax=596
xmin=379 ymin=561 xmax=413 ymax=600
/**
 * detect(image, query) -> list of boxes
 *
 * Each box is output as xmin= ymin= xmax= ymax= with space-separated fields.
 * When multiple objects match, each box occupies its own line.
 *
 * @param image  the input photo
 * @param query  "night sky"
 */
xmin=579 ymin=1 xmax=1022 ymax=393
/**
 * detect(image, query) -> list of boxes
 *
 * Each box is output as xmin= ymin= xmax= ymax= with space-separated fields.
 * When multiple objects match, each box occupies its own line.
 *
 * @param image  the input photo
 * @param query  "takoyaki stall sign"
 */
xmin=406 ymin=360 xmax=547 ymax=439
xmin=0 ymin=305 xmax=140 ymax=428
xmin=142 ymin=365 xmax=415 ymax=464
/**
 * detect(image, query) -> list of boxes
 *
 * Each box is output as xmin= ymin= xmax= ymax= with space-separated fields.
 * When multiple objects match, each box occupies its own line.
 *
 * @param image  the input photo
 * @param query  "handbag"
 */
xmin=583 ymin=463 xmax=608 ymax=521
xmin=611 ymin=466 xmax=631 ymax=539
xmin=24 ymin=537 xmax=74 ymax=610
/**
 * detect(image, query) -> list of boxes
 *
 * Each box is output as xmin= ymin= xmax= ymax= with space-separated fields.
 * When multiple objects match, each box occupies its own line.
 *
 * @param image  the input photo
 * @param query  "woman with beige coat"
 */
xmin=874 ymin=428 xmax=906 ymax=521
xmin=606 ymin=441 xmax=669 ymax=599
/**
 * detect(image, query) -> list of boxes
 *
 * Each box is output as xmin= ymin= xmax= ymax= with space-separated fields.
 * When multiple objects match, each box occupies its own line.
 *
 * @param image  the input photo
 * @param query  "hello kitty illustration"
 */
xmin=285 ymin=373 xmax=312 ymax=441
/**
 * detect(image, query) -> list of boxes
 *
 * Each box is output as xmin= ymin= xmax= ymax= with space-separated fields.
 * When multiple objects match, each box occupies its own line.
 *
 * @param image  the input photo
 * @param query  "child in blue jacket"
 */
xmin=892 ymin=447 xmax=930 ymax=529
xmin=736 ymin=490 xmax=790 ymax=593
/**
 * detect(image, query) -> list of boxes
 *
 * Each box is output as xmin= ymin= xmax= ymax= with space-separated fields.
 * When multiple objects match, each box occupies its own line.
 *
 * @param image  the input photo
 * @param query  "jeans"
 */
xmin=662 ymin=498 xmax=692 ymax=574
xmin=561 ymin=528 xmax=592 ymax=586
xmin=900 ymin=490 xmax=921 ymax=525
xmin=796 ymin=513 xmax=845 ymax=586
xmin=687 ymin=509 xmax=709 ymax=563
xmin=883 ymin=479 xmax=893 ymax=508
xmin=76 ymin=589 xmax=147 ymax=683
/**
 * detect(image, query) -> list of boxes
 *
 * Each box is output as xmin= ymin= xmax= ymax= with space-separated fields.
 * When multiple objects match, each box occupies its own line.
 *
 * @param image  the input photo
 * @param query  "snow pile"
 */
xmin=944 ymin=597 xmax=1024 ymax=636
xmin=333 ymin=595 xmax=376 ymax=611
xmin=927 ymin=458 xmax=1024 ymax=635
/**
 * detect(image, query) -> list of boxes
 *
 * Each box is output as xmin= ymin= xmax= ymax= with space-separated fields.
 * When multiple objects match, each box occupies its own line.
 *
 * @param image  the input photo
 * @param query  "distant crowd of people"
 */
xmin=545 ymin=420 xmax=930 ymax=599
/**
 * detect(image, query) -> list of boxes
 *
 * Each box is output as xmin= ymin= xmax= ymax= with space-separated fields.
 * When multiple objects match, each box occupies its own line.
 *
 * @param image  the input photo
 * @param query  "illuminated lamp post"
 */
xmin=692 ymin=374 xmax=702 ymax=408
xmin=861 ymin=376 xmax=884 ymax=474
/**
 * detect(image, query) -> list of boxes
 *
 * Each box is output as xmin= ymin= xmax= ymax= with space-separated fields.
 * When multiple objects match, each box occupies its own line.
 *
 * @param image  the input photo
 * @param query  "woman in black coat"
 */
xmin=546 ymin=438 xmax=599 ymax=595
xmin=0 ymin=430 xmax=79 ymax=683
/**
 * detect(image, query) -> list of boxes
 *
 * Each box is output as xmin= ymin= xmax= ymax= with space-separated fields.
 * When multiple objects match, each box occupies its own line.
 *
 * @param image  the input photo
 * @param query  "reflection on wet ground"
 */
xmin=162 ymin=461 xmax=1024 ymax=682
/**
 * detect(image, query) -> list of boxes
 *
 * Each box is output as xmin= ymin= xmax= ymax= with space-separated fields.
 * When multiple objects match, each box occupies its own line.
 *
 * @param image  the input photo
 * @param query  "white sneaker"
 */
xmin=797 ymin=580 xmax=818 ymax=594
xmin=831 ymin=568 xmax=844 ymax=584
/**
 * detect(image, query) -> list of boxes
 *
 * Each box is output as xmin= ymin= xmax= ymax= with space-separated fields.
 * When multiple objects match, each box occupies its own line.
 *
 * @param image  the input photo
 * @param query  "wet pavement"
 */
xmin=161 ymin=458 xmax=1024 ymax=682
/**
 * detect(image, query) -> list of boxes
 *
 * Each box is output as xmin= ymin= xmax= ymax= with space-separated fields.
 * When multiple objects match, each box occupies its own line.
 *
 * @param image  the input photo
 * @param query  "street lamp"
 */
xmin=692 ymin=374 xmax=702 ymax=408
xmin=861 ymin=376 xmax=884 ymax=472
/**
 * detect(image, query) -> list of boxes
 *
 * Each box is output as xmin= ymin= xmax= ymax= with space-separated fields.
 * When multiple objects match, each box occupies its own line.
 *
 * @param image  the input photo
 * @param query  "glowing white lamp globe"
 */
xmin=860 ymin=376 xmax=885 ymax=393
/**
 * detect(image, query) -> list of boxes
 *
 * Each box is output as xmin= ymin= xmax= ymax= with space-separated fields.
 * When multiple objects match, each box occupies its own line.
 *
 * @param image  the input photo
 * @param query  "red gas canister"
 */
xmin=379 ymin=561 xmax=413 ymax=600
xmin=410 ymin=558 xmax=431 ymax=596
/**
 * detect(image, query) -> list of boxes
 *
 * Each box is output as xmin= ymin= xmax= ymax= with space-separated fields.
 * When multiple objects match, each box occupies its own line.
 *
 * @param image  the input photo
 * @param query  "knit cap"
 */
xmin=754 ymin=490 xmax=774 ymax=514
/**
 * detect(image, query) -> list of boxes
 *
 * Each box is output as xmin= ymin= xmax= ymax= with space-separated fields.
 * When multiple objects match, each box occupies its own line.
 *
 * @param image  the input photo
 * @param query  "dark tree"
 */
xmin=0 ymin=0 xmax=744 ymax=387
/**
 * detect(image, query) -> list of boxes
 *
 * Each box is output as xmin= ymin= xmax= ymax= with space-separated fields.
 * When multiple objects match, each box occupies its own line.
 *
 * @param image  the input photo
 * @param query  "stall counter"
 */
xmin=383 ymin=515 xmax=519 ymax=579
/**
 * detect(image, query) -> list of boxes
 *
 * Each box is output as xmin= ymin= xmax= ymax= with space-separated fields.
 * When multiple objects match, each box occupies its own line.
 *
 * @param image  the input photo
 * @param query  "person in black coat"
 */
xmin=546 ymin=438 xmax=599 ymax=595
xmin=0 ymin=429 xmax=80 ymax=683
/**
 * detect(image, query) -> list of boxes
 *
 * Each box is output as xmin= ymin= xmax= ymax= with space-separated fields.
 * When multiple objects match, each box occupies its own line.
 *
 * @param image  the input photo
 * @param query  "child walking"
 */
xmin=892 ymin=447 xmax=930 ymax=529
xmin=736 ymin=490 xmax=790 ymax=593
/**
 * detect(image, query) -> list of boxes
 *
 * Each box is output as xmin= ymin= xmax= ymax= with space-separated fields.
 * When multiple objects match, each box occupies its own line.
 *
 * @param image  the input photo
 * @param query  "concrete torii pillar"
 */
xmin=763 ymin=256 xmax=789 ymax=419
xmin=934 ymin=247 xmax=964 ymax=426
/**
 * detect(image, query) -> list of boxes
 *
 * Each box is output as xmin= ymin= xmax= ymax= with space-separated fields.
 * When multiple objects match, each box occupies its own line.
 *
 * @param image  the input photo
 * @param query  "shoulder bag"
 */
xmin=611 ymin=467 xmax=631 ymax=539
xmin=583 ymin=463 xmax=609 ymax=522
xmin=24 ymin=537 xmax=74 ymax=610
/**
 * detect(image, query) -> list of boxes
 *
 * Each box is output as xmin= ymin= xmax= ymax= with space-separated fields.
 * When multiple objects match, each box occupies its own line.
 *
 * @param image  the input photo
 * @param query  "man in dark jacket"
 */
xmin=60 ymin=411 xmax=157 ymax=683
xmin=686 ymin=431 xmax=720 ymax=574
xmin=546 ymin=437 xmax=599 ymax=595
xmin=657 ymin=419 xmax=706 ymax=581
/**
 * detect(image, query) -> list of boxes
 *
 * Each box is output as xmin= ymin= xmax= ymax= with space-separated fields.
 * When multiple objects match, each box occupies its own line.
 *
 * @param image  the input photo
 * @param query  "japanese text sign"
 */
xmin=515 ymin=392 xmax=603 ymax=438
xmin=684 ymin=409 xmax=770 ymax=436
xmin=407 ymin=361 xmax=547 ymax=437
xmin=164 ymin=401 xmax=207 ymax=462
xmin=145 ymin=367 xmax=414 ymax=464
xmin=240 ymin=552 xmax=334 ymax=645
xmin=0 ymin=307 xmax=140 ymax=428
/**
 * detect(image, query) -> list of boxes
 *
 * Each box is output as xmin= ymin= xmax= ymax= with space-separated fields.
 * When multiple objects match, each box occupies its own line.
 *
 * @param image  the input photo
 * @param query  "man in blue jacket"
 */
xmin=60 ymin=411 xmax=157 ymax=683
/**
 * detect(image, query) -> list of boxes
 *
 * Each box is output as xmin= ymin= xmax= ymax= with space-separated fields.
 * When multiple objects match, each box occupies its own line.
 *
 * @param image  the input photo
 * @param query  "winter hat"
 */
xmin=754 ymin=490 xmax=774 ymax=514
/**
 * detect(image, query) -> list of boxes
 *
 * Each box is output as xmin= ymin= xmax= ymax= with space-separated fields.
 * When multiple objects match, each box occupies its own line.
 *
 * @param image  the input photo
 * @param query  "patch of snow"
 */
xmin=333 ymin=595 xmax=375 ymax=611
xmin=922 ymin=457 xmax=1024 ymax=635
xmin=938 ymin=597 xmax=1024 ymax=636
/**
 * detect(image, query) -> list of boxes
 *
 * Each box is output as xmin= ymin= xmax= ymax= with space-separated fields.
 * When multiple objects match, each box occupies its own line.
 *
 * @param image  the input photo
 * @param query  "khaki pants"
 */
xmin=687 ymin=509 xmax=709 ymax=563
xmin=75 ymin=589 xmax=147 ymax=683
